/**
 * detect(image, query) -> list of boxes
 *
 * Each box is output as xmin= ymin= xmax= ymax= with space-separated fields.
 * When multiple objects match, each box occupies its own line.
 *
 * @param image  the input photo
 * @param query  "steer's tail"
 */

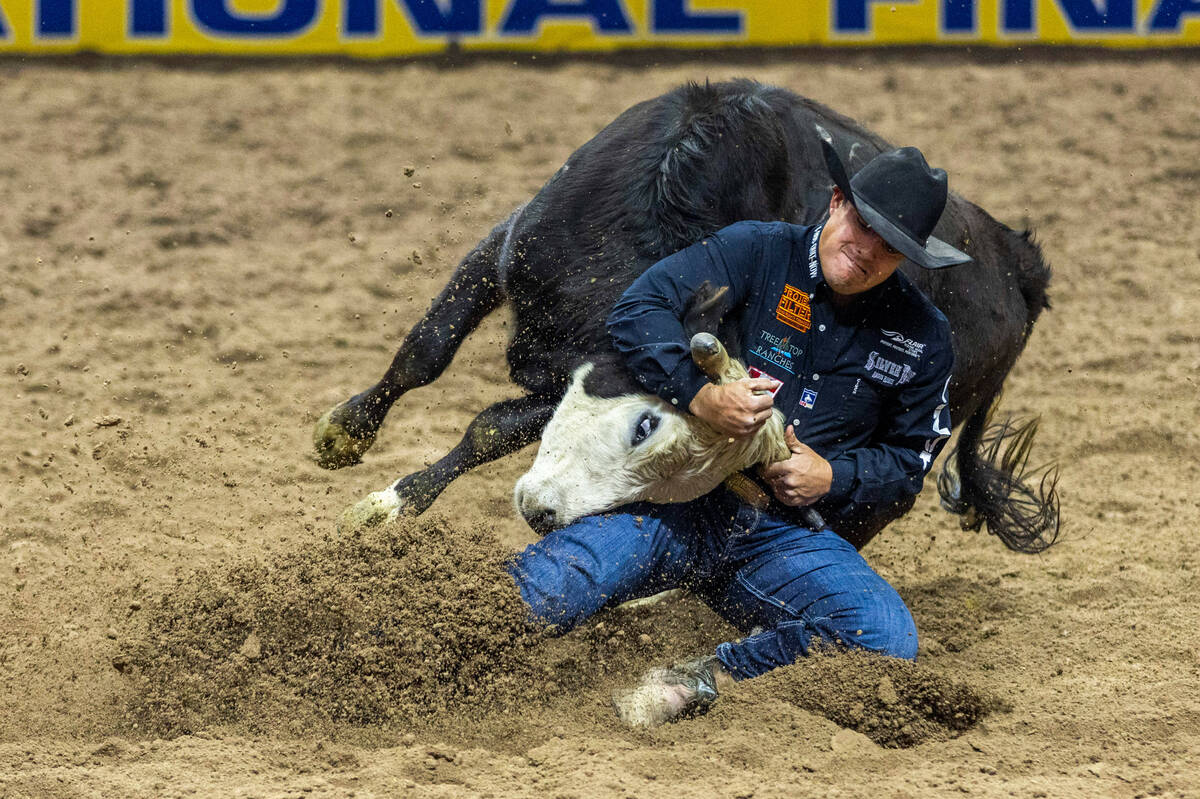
xmin=937 ymin=393 xmax=1060 ymax=554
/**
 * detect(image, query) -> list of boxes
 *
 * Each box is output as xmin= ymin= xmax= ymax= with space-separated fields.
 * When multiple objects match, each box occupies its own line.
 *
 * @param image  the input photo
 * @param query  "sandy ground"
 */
xmin=1 ymin=53 xmax=1198 ymax=798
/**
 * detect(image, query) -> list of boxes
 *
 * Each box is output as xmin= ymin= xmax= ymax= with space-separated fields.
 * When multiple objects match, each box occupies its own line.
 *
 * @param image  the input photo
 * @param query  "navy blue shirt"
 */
xmin=607 ymin=220 xmax=953 ymax=522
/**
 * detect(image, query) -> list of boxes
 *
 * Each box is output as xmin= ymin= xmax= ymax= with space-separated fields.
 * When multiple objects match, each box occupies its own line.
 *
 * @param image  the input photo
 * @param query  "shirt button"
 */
xmin=818 ymin=324 xmax=826 ymax=332
xmin=808 ymin=293 xmax=815 ymax=299
xmin=793 ymin=419 xmax=800 ymax=426
xmin=813 ymin=374 xmax=820 ymax=380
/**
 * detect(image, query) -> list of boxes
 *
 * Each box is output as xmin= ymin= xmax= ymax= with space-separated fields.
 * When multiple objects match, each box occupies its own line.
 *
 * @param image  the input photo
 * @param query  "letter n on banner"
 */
xmin=1148 ymin=0 xmax=1200 ymax=30
xmin=344 ymin=0 xmax=483 ymax=36
xmin=1003 ymin=0 xmax=1134 ymax=31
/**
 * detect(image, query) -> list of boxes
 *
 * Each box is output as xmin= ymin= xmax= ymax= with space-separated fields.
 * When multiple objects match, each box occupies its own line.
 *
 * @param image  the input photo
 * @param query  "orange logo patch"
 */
xmin=776 ymin=284 xmax=812 ymax=332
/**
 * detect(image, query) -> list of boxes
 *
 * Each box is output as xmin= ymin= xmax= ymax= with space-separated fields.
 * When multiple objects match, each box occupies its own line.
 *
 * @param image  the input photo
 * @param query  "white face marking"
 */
xmin=514 ymin=363 xmax=784 ymax=530
xmin=514 ymin=365 xmax=687 ymax=528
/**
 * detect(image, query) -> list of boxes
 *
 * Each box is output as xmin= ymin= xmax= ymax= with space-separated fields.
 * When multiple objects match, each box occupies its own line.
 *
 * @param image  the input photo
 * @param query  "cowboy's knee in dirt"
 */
xmin=833 ymin=596 xmax=919 ymax=661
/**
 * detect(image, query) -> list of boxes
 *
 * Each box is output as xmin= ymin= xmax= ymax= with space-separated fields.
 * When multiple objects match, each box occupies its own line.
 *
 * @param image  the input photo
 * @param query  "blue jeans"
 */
xmin=506 ymin=488 xmax=917 ymax=679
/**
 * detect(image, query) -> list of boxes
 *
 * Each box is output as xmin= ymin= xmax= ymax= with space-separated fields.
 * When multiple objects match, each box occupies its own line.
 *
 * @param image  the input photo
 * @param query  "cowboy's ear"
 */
xmin=829 ymin=185 xmax=845 ymax=213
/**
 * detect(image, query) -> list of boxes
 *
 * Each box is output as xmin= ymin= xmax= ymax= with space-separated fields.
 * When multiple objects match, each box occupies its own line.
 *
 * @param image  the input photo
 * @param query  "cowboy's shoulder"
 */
xmin=713 ymin=219 xmax=810 ymax=242
xmin=711 ymin=220 xmax=809 ymax=258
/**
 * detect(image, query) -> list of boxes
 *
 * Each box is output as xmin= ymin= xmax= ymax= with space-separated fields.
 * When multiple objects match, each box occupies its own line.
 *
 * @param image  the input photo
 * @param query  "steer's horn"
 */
xmin=690 ymin=333 xmax=745 ymax=384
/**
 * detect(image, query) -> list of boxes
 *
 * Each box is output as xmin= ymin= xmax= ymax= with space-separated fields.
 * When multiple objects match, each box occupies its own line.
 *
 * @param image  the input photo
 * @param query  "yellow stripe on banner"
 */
xmin=0 ymin=0 xmax=1197 ymax=55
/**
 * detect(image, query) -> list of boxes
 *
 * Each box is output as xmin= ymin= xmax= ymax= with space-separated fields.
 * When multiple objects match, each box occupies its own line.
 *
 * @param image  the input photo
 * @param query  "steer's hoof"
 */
xmin=338 ymin=488 xmax=402 ymax=533
xmin=313 ymin=405 xmax=376 ymax=470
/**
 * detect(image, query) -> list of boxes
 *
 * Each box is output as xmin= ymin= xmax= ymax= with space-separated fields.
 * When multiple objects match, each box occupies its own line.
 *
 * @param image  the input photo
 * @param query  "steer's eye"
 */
xmin=631 ymin=411 xmax=660 ymax=446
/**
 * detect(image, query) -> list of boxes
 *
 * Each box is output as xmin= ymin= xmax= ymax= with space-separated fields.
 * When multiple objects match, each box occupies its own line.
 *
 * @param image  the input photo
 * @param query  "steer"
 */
xmin=315 ymin=79 xmax=1058 ymax=553
xmin=514 ymin=316 xmax=795 ymax=534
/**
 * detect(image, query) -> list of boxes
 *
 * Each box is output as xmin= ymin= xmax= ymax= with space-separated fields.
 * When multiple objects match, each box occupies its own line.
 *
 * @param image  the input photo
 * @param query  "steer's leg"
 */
xmin=313 ymin=214 xmax=513 ymax=469
xmin=339 ymin=393 xmax=557 ymax=531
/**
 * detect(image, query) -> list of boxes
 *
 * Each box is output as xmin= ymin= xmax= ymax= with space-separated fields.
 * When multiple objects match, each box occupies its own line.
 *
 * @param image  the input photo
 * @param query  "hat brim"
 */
xmin=820 ymin=140 xmax=972 ymax=270
xmin=856 ymin=197 xmax=972 ymax=270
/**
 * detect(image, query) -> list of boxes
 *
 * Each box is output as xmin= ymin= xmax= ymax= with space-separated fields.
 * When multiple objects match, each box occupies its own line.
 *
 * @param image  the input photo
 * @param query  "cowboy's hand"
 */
xmin=688 ymin=378 xmax=780 ymax=438
xmin=759 ymin=426 xmax=833 ymax=507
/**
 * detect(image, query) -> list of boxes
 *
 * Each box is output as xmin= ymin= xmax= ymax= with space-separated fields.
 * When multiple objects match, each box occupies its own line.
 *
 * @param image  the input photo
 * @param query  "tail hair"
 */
xmin=938 ymin=400 xmax=1060 ymax=554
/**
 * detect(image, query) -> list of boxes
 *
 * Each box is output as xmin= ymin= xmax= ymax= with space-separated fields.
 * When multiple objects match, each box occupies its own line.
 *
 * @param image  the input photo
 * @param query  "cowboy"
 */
xmin=506 ymin=143 xmax=971 ymax=726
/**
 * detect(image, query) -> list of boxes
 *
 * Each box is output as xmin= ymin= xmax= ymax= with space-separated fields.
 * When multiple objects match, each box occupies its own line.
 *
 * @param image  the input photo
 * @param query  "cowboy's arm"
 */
xmin=824 ymin=331 xmax=954 ymax=508
xmin=607 ymin=222 xmax=767 ymax=410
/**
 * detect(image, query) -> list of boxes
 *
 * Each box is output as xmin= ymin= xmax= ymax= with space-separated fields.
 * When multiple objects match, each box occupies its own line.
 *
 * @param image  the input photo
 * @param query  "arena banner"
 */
xmin=0 ymin=0 xmax=1196 ymax=55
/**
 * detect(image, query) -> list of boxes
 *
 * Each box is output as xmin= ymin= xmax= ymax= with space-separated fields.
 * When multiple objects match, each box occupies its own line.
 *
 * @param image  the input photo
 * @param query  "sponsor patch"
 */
xmin=748 ymin=366 xmax=783 ymax=396
xmin=799 ymin=388 xmax=818 ymax=409
xmin=865 ymin=351 xmax=917 ymax=386
xmin=750 ymin=329 xmax=802 ymax=373
xmin=807 ymin=224 xmax=824 ymax=279
xmin=776 ymin=284 xmax=812 ymax=332
xmin=750 ymin=346 xmax=794 ymax=373
xmin=758 ymin=329 xmax=803 ymax=358
xmin=879 ymin=329 xmax=926 ymax=358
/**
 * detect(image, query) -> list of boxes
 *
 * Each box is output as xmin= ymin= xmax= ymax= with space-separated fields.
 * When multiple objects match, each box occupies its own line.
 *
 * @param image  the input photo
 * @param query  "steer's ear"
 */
xmin=682 ymin=281 xmax=730 ymax=338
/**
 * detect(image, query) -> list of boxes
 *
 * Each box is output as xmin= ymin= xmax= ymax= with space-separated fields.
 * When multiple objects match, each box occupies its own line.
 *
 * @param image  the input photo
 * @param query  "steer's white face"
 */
xmin=514 ymin=362 xmax=784 ymax=532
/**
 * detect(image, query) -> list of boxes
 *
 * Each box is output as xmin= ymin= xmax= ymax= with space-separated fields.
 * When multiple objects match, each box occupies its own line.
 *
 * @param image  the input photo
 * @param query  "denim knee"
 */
xmin=833 ymin=587 xmax=918 ymax=660
xmin=504 ymin=509 xmax=690 ymax=633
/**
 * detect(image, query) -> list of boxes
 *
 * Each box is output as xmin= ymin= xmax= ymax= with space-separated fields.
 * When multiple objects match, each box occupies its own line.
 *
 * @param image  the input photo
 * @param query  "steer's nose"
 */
xmin=515 ymin=479 xmax=563 ymax=535
xmin=522 ymin=506 xmax=558 ymax=535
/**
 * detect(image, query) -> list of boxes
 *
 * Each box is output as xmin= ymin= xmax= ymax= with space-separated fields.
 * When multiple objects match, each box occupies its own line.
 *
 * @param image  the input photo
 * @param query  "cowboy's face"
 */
xmin=819 ymin=187 xmax=906 ymax=296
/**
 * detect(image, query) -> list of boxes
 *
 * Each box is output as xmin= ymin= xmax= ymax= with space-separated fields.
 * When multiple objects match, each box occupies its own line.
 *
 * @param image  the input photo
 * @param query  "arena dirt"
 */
xmin=1 ymin=54 xmax=1198 ymax=797
xmin=122 ymin=517 xmax=542 ymax=737
xmin=120 ymin=515 xmax=992 ymax=750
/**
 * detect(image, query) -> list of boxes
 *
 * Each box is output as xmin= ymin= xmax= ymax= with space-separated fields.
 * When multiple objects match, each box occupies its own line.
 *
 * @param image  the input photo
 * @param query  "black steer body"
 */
xmin=315 ymin=79 xmax=1057 ymax=552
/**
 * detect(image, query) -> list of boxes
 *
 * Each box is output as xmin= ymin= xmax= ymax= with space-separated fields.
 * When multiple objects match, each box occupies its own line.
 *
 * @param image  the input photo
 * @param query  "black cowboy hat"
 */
xmin=822 ymin=140 xmax=971 ymax=270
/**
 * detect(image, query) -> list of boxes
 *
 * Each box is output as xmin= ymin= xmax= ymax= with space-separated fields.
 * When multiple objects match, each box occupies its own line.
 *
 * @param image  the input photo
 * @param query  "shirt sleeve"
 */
xmin=606 ymin=222 xmax=766 ymax=409
xmin=824 ymin=325 xmax=954 ymax=508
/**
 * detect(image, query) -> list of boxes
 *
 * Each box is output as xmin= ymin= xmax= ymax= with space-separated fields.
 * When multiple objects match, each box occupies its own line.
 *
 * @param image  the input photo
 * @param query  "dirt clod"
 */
xmin=730 ymin=649 xmax=998 ymax=748
xmin=237 ymin=632 xmax=261 ymax=660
